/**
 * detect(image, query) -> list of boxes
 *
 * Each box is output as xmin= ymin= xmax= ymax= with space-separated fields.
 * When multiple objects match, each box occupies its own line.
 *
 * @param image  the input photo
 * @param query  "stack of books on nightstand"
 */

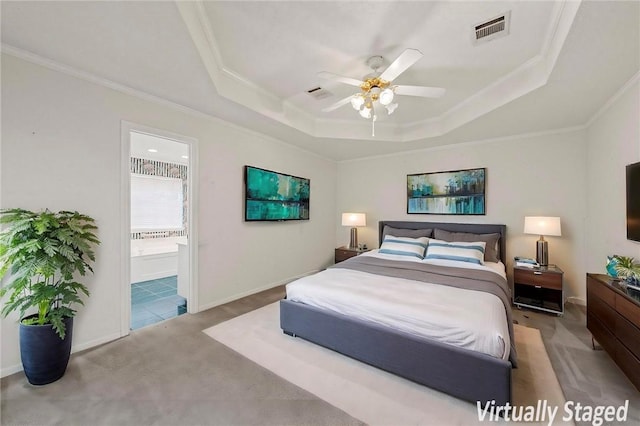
xmin=514 ymin=256 xmax=540 ymax=268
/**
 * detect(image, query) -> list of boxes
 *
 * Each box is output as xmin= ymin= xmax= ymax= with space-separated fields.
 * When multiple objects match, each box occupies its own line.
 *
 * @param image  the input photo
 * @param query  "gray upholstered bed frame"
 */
xmin=280 ymin=221 xmax=511 ymax=405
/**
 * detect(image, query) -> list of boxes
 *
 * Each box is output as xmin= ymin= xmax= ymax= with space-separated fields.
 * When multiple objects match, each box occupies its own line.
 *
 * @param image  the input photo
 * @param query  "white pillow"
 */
xmin=379 ymin=235 xmax=429 ymax=259
xmin=425 ymin=239 xmax=486 ymax=265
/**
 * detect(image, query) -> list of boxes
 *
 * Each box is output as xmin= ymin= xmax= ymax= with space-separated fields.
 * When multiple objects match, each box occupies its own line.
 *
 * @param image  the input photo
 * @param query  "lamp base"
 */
xmin=536 ymin=239 xmax=549 ymax=266
xmin=349 ymin=228 xmax=358 ymax=249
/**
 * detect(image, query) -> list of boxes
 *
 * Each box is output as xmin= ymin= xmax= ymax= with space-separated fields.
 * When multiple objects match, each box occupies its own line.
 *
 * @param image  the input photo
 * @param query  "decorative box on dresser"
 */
xmin=586 ymin=273 xmax=640 ymax=391
xmin=334 ymin=247 xmax=370 ymax=264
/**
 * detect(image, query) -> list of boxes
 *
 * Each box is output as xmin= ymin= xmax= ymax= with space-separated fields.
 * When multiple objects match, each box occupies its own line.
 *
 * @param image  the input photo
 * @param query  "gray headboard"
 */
xmin=378 ymin=221 xmax=507 ymax=264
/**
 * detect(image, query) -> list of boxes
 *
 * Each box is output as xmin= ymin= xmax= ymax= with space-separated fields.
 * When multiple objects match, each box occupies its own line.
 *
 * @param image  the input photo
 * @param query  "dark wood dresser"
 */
xmin=586 ymin=273 xmax=640 ymax=390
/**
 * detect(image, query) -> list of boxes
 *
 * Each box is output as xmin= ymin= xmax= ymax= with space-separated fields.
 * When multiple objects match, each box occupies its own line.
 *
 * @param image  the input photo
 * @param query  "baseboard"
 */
xmin=197 ymin=270 xmax=319 ymax=312
xmin=1 ymin=331 xmax=122 ymax=379
xmin=2 ymin=271 xmax=319 ymax=378
xmin=71 ymin=332 xmax=123 ymax=353
xmin=1 ymin=363 xmax=24 ymax=378
xmin=567 ymin=296 xmax=586 ymax=306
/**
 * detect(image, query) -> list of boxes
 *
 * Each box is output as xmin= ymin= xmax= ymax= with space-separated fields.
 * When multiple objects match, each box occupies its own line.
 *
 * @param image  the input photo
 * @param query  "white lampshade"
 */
xmin=359 ymin=105 xmax=372 ymax=119
xmin=524 ymin=216 xmax=561 ymax=237
xmin=350 ymin=94 xmax=364 ymax=110
xmin=385 ymin=103 xmax=398 ymax=115
xmin=379 ymin=88 xmax=394 ymax=105
xmin=342 ymin=213 xmax=366 ymax=227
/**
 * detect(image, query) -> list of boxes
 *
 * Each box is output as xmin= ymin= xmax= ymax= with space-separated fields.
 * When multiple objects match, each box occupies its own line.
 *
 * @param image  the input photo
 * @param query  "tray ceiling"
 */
xmin=1 ymin=0 xmax=638 ymax=160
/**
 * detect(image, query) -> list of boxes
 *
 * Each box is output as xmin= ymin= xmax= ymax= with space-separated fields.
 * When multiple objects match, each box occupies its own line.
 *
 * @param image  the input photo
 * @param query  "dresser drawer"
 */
xmin=514 ymin=269 xmax=562 ymax=290
xmin=588 ymin=312 xmax=618 ymax=355
xmin=616 ymin=295 xmax=640 ymax=329
xmin=588 ymin=293 xmax=617 ymax=333
xmin=616 ymin=314 xmax=640 ymax=360
xmin=587 ymin=275 xmax=615 ymax=308
xmin=616 ymin=341 xmax=640 ymax=390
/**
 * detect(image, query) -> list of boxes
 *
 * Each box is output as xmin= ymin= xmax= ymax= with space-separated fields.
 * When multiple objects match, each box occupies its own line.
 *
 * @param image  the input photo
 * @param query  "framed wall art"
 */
xmin=407 ymin=168 xmax=486 ymax=215
xmin=244 ymin=165 xmax=310 ymax=221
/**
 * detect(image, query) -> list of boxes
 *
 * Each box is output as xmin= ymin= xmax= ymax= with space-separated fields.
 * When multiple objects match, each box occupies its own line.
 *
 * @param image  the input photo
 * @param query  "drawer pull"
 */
xmin=534 ymin=272 xmax=542 ymax=275
xmin=535 ymin=285 xmax=542 ymax=289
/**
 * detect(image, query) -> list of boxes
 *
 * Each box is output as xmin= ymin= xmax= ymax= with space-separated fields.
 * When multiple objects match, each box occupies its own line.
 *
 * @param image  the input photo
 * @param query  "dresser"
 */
xmin=586 ymin=273 xmax=640 ymax=390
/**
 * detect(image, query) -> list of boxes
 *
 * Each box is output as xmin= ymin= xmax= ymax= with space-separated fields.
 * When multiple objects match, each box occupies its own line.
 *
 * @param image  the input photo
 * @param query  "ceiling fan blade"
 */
xmin=394 ymin=85 xmax=446 ymax=98
xmin=321 ymin=95 xmax=354 ymax=112
xmin=379 ymin=48 xmax=423 ymax=82
xmin=317 ymin=71 xmax=363 ymax=87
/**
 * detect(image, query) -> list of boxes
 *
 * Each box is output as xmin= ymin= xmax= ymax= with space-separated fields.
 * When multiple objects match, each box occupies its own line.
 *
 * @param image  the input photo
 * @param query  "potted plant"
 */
xmin=0 ymin=208 xmax=99 ymax=385
xmin=612 ymin=255 xmax=640 ymax=284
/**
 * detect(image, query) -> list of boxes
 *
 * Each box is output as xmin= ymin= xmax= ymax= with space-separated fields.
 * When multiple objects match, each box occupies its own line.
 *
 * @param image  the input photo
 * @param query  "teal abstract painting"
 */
xmin=244 ymin=166 xmax=310 ymax=221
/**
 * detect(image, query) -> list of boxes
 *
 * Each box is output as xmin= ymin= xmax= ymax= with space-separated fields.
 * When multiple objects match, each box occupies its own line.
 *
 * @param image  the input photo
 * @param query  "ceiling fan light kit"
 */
xmin=319 ymin=48 xmax=446 ymax=137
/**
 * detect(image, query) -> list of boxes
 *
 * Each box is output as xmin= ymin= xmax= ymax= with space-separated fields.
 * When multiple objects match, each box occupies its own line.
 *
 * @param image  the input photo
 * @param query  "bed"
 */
xmin=280 ymin=221 xmax=514 ymax=405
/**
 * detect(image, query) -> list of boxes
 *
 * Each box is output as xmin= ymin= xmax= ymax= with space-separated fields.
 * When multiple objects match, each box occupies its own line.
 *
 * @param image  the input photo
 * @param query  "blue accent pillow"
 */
xmin=379 ymin=235 xmax=429 ymax=259
xmin=425 ymin=239 xmax=486 ymax=265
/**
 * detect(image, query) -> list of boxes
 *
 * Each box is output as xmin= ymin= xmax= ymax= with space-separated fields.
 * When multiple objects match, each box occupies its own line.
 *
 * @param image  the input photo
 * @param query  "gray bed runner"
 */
xmin=331 ymin=256 xmax=518 ymax=367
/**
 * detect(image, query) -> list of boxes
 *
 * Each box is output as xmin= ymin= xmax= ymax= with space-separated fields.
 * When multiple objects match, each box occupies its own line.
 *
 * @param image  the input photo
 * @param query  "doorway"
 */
xmin=121 ymin=122 xmax=198 ymax=334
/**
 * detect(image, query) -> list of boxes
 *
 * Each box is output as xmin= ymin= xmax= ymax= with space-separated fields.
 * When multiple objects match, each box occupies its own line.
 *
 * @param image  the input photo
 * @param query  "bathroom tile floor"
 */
xmin=131 ymin=276 xmax=186 ymax=330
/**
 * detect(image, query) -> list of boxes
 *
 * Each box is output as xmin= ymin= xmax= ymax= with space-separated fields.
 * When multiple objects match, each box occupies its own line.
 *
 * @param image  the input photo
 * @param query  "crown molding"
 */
xmin=175 ymin=1 xmax=317 ymax=136
xmin=339 ymin=124 xmax=587 ymax=164
xmin=177 ymin=0 xmax=581 ymax=143
xmin=584 ymin=70 xmax=640 ymax=129
xmin=0 ymin=44 xmax=214 ymax=121
xmin=0 ymin=45 xmax=335 ymax=163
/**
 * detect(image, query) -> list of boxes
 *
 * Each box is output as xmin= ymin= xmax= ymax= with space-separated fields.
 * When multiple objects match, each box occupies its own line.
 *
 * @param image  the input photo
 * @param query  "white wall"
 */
xmin=585 ymin=76 xmax=640 ymax=272
xmin=335 ymin=74 xmax=640 ymax=306
xmin=1 ymin=54 xmax=337 ymax=375
xmin=2 ymin=49 xmax=637 ymax=376
xmin=336 ymin=130 xmax=589 ymax=302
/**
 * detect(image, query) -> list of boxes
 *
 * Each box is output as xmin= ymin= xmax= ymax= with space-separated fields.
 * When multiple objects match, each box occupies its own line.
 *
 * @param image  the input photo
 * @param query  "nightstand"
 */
xmin=335 ymin=246 xmax=370 ymax=263
xmin=513 ymin=264 xmax=564 ymax=315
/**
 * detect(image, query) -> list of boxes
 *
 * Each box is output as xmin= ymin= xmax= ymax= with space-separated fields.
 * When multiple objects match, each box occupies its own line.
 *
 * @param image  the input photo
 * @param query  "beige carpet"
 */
xmin=204 ymin=302 xmax=570 ymax=426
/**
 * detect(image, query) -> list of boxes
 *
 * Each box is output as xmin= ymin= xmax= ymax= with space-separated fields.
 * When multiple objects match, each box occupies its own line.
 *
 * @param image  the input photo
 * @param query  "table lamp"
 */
xmin=524 ymin=216 xmax=561 ymax=266
xmin=342 ymin=213 xmax=366 ymax=249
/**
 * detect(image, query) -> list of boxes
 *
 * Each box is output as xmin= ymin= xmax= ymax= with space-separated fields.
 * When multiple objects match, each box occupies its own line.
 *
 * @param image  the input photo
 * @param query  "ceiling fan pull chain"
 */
xmin=372 ymin=114 xmax=377 ymax=137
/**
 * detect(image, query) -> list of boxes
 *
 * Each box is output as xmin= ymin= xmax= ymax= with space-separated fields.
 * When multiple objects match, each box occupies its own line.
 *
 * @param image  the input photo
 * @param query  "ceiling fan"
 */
xmin=319 ymin=48 xmax=445 ymax=136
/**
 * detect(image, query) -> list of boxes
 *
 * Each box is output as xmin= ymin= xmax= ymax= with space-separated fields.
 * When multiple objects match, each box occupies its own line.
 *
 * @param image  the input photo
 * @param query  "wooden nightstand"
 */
xmin=513 ymin=264 xmax=564 ymax=315
xmin=335 ymin=246 xmax=370 ymax=264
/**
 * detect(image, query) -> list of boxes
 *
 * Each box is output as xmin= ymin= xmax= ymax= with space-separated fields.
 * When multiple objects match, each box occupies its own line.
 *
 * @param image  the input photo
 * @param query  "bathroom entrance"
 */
xmin=122 ymin=123 xmax=198 ymax=333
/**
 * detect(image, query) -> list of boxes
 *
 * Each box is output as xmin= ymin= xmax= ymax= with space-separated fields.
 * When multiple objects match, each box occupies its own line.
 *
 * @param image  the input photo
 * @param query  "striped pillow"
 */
xmin=425 ymin=239 xmax=486 ymax=265
xmin=379 ymin=235 xmax=429 ymax=259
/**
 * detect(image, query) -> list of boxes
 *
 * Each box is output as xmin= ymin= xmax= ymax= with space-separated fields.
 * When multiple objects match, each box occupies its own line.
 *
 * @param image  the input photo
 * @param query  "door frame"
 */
xmin=120 ymin=121 xmax=199 ymax=336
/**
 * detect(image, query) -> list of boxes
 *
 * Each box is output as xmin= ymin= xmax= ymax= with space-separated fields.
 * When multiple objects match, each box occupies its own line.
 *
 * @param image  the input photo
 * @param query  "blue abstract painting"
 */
xmin=407 ymin=168 xmax=486 ymax=215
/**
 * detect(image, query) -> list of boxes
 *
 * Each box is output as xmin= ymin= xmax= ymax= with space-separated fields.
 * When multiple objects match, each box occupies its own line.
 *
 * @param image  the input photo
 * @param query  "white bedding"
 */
xmin=286 ymin=251 xmax=510 ymax=360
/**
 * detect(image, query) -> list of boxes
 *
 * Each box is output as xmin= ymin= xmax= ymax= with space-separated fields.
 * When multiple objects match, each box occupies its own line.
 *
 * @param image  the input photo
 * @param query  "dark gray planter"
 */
xmin=19 ymin=316 xmax=73 ymax=385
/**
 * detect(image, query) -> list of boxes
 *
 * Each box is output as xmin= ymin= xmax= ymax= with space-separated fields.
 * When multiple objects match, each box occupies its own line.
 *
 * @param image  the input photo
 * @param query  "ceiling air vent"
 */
xmin=306 ymin=86 xmax=332 ymax=100
xmin=473 ymin=11 xmax=511 ymax=45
